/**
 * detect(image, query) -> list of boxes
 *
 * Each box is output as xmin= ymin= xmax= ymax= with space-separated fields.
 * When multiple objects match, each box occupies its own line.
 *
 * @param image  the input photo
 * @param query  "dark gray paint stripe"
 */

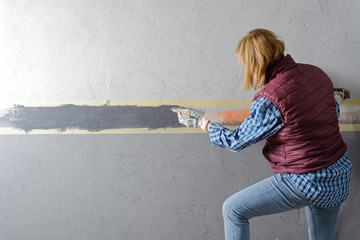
xmin=2 ymin=104 xmax=355 ymax=133
xmin=0 ymin=104 xmax=194 ymax=132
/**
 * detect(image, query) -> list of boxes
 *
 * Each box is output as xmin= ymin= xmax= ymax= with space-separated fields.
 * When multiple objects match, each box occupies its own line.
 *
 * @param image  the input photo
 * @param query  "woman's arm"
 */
xmin=208 ymin=97 xmax=283 ymax=152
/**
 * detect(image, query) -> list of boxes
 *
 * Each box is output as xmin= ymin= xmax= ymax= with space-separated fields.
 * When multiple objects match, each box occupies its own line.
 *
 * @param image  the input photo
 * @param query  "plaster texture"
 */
xmin=0 ymin=0 xmax=359 ymax=102
xmin=0 ymin=133 xmax=359 ymax=240
xmin=0 ymin=0 xmax=359 ymax=239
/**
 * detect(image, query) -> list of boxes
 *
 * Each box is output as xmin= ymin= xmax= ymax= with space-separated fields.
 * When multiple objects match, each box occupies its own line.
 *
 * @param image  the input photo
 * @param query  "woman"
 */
xmin=175 ymin=29 xmax=352 ymax=240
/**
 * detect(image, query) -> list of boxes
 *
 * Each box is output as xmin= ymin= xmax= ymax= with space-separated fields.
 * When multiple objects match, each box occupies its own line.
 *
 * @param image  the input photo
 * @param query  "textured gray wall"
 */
xmin=0 ymin=0 xmax=359 ymax=102
xmin=0 ymin=0 xmax=359 ymax=239
xmin=0 ymin=133 xmax=359 ymax=239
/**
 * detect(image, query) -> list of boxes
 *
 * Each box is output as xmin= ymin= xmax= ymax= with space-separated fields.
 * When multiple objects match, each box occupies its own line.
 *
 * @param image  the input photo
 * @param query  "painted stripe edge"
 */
xmin=0 ymin=124 xmax=359 ymax=134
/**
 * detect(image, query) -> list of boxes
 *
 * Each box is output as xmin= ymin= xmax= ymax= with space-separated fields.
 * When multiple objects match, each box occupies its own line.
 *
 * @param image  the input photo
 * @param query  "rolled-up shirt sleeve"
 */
xmin=208 ymin=97 xmax=283 ymax=152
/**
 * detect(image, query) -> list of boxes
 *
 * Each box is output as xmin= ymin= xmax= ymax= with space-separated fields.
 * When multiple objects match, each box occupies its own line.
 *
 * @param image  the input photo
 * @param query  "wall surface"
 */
xmin=0 ymin=0 xmax=359 ymax=239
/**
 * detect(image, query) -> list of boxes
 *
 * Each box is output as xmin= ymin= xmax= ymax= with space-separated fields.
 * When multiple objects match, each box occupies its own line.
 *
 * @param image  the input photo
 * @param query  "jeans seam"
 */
xmin=233 ymin=182 xmax=282 ymax=213
xmin=231 ymin=178 xmax=283 ymax=221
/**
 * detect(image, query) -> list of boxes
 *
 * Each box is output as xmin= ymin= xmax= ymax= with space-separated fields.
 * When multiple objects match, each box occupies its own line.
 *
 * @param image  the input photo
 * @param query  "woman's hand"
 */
xmin=172 ymin=108 xmax=210 ymax=131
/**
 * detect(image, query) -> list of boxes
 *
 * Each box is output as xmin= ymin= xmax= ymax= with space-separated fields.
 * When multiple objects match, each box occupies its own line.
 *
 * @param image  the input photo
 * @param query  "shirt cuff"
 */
xmin=208 ymin=123 xmax=225 ymax=148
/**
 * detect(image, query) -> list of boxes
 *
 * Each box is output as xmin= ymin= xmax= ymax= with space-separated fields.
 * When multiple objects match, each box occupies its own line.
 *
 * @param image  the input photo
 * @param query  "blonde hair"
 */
xmin=236 ymin=29 xmax=285 ymax=90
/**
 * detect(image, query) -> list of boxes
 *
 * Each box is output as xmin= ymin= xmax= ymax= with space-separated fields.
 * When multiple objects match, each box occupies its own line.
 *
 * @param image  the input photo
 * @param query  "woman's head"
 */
xmin=236 ymin=28 xmax=285 ymax=90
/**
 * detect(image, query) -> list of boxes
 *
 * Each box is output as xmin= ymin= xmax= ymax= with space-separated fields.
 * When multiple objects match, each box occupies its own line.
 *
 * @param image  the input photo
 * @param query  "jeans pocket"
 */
xmin=279 ymin=173 xmax=312 ymax=206
xmin=293 ymin=174 xmax=322 ymax=204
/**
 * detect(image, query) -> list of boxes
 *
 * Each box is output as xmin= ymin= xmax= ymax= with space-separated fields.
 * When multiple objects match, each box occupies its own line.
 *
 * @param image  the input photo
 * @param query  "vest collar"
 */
xmin=265 ymin=54 xmax=297 ymax=83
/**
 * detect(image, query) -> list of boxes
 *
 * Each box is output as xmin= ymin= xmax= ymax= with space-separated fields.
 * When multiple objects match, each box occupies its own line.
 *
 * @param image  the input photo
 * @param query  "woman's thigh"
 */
xmin=222 ymin=174 xmax=311 ymax=220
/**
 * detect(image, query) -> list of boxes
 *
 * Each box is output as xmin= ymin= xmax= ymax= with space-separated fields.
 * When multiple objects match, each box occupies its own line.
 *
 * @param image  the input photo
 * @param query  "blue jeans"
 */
xmin=222 ymin=174 xmax=340 ymax=240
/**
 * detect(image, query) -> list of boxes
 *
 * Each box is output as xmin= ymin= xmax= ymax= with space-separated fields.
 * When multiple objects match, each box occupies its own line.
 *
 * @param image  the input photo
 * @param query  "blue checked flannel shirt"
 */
xmin=209 ymin=97 xmax=352 ymax=208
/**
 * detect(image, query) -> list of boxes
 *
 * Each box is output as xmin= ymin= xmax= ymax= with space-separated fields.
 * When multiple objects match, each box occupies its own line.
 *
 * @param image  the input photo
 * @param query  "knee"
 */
xmin=222 ymin=197 xmax=243 ymax=221
xmin=222 ymin=198 xmax=230 ymax=218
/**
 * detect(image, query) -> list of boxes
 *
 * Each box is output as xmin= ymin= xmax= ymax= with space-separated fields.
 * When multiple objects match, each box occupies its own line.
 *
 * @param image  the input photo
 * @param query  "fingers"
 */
xmin=180 ymin=112 xmax=191 ymax=119
xmin=177 ymin=111 xmax=191 ymax=119
xmin=170 ymin=107 xmax=182 ymax=113
xmin=180 ymin=109 xmax=201 ymax=118
xmin=171 ymin=108 xmax=191 ymax=119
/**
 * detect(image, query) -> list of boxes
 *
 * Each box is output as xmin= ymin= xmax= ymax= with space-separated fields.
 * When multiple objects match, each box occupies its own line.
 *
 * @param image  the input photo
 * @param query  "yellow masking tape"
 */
xmin=0 ymin=98 xmax=357 ymax=108
xmin=341 ymin=99 xmax=360 ymax=106
xmin=339 ymin=124 xmax=360 ymax=132
xmin=0 ymin=99 xmax=253 ymax=108
xmin=0 ymin=124 xmax=358 ymax=134
xmin=0 ymin=99 xmax=359 ymax=134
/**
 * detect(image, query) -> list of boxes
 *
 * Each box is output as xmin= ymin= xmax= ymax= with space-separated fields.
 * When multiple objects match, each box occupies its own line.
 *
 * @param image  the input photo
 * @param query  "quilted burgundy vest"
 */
xmin=253 ymin=55 xmax=347 ymax=174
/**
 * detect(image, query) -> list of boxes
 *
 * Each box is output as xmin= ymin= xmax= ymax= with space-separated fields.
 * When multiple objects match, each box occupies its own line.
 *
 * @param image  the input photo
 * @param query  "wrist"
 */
xmin=198 ymin=117 xmax=210 ymax=131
